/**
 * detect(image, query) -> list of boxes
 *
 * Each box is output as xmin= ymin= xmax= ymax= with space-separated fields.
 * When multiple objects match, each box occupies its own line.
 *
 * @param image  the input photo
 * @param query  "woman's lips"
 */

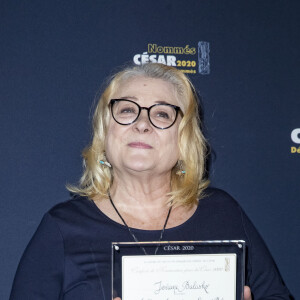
xmin=128 ymin=142 xmax=153 ymax=149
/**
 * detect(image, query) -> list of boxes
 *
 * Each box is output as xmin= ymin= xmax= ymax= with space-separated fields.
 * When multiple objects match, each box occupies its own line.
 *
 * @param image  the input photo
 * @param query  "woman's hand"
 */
xmin=113 ymin=298 xmax=121 ymax=300
xmin=244 ymin=286 xmax=252 ymax=300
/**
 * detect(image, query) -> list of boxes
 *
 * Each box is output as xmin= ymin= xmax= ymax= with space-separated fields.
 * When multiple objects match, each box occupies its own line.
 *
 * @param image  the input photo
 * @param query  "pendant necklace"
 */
xmin=108 ymin=192 xmax=172 ymax=255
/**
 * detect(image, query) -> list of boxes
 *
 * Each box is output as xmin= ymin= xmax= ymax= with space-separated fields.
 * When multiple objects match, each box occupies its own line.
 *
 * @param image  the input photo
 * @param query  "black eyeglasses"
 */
xmin=109 ymin=99 xmax=182 ymax=129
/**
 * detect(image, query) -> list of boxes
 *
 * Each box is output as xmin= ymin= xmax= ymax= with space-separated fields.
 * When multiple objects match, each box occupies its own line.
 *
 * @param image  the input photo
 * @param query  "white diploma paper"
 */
xmin=122 ymin=254 xmax=236 ymax=300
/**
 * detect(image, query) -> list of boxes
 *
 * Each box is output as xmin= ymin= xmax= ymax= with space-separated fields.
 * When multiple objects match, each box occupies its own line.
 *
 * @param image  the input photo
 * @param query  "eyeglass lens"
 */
xmin=112 ymin=100 xmax=177 ymax=129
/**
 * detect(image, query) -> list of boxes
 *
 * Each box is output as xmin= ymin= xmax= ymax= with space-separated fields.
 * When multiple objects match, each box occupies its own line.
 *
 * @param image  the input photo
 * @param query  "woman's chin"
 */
xmin=123 ymin=161 xmax=155 ymax=174
xmin=126 ymin=165 xmax=154 ymax=174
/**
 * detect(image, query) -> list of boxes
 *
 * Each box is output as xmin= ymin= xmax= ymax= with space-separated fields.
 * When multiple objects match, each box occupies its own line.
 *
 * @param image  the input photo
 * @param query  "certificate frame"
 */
xmin=112 ymin=240 xmax=245 ymax=300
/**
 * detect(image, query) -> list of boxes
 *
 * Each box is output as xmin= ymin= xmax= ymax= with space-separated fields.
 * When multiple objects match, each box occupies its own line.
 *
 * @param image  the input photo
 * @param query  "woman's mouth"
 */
xmin=128 ymin=142 xmax=153 ymax=149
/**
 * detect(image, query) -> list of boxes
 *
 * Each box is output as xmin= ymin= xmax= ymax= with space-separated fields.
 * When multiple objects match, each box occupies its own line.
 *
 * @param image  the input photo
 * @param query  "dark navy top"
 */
xmin=10 ymin=188 xmax=291 ymax=299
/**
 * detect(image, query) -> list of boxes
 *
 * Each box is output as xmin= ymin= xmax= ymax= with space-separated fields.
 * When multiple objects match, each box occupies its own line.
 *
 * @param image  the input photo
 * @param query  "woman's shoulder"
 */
xmin=201 ymin=187 xmax=240 ymax=207
xmin=46 ymin=194 xmax=95 ymax=221
xmin=198 ymin=187 xmax=244 ymax=220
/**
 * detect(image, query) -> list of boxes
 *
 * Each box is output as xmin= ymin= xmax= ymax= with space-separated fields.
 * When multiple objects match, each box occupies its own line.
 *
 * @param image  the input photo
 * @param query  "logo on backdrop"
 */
xmin=133 ymin=41 xmax=210 ymax=75
xmin=290 ymin=128 xmax=300 ymax=154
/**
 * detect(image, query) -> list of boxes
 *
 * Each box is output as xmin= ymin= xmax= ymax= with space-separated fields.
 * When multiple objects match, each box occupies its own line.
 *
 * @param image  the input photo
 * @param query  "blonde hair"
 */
xmin=68 ymin=63 xmax=209 ymax=206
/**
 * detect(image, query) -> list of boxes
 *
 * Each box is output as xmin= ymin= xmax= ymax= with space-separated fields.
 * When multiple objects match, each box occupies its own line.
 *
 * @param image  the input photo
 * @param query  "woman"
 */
xmin=10 ymin=63 xmax=290 ymax=299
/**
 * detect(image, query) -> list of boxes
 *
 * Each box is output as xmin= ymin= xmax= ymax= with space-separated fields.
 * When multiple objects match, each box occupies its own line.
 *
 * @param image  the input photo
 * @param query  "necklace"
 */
xmin=108 ymin=192 xmax=172 ymax=255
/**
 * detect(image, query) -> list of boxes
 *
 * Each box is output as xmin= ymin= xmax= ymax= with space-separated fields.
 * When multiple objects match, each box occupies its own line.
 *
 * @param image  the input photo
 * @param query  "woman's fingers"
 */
xmin=244 ymin=286 xmax=252 ymax=300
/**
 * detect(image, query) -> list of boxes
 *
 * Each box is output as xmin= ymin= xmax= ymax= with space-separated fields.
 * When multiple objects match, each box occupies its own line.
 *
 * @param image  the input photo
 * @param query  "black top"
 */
xmin=10 ymin=188 xmax=291 ymax=299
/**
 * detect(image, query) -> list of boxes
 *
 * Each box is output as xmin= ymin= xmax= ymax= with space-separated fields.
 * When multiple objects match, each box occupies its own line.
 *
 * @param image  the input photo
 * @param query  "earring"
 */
xmin=176 ymin=160 xmax=186 ymax=175
xmin=99 ymin=160 xmax=111 ymax=168
xmin=99 ymin=153 xmax=111 ymax=168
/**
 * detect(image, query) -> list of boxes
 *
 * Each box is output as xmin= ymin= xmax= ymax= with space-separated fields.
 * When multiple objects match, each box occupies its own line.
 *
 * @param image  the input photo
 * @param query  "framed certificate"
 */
xmin=112 ymin=240 xmax=245 ymax=300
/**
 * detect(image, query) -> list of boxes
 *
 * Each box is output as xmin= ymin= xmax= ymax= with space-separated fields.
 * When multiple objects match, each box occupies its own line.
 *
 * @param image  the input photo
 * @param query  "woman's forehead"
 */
xmin=112 ymin=76 xmax=181 ymax=106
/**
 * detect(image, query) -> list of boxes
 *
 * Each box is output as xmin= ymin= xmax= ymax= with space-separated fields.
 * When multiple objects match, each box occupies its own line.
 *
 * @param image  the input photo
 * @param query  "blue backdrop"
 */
xmin=1 ymin=1 xmax=299 ymax=299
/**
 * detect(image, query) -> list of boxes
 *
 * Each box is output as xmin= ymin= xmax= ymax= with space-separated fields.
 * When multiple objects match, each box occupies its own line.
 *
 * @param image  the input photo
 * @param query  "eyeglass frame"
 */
xmin=109 ymin=99 xmax=182 ymax=130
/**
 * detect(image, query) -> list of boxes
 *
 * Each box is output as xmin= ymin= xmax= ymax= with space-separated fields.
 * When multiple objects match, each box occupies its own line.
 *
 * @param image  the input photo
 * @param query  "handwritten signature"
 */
xmin=154 ymin=280 xmax=209 ymax=295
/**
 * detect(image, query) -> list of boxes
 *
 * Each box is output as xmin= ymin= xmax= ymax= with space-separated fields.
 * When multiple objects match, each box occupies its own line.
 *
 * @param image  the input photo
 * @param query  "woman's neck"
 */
xmin=109 ymin=172 xmax=172 ymax=210
xmin=93 ymin=170 xmax=197 ymax=230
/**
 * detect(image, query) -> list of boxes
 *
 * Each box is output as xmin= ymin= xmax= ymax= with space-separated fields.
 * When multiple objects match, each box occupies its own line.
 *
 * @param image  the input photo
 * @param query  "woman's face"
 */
xmin=105 ymin=76 xmax=182 ymax=177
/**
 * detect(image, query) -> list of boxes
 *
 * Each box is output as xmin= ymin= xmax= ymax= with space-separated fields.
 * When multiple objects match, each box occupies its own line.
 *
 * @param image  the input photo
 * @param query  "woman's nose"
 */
xmin=133 ymin=109 xmax=153 ymax=133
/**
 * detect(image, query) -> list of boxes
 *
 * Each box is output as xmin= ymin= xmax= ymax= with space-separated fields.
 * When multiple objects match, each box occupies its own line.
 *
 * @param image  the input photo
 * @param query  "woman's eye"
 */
xmin=156 ymin=111 xmax=170 ymax=119
xmin=120 ymin=107 xmax=136 ymax=114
